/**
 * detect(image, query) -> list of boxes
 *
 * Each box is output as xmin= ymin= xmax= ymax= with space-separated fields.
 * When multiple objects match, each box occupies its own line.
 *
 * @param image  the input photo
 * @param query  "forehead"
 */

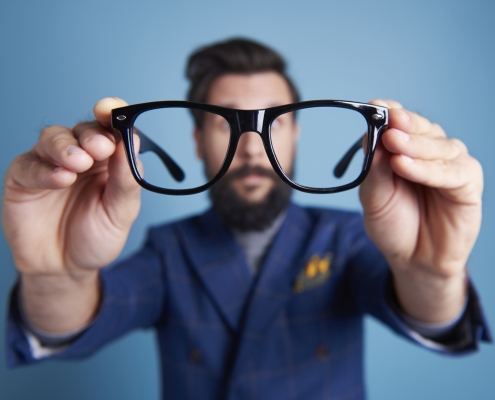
xmin=206 ymin=72 xmax=293 ymax=110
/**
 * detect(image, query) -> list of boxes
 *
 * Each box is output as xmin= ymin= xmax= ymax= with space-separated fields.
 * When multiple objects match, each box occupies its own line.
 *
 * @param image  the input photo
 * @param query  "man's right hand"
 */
xmin=2 ymin=97 xmax=141 ymax=333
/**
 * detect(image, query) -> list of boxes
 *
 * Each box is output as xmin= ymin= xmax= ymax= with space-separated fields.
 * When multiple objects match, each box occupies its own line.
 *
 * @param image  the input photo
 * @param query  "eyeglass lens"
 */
xmin=270 ymin=107 xmax=368 ymax=189
xmin=133 ymin=108 xmax=231 ymax=190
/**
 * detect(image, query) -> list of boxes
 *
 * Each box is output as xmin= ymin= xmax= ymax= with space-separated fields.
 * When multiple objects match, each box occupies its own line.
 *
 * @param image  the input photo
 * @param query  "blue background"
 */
xmin=1 ymin=0 xmax=494 ymax=398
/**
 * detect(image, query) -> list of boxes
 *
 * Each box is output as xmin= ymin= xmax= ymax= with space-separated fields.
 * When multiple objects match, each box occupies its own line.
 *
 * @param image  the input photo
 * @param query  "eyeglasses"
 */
xmin=111 ymin=100 xmax=388 ymax=195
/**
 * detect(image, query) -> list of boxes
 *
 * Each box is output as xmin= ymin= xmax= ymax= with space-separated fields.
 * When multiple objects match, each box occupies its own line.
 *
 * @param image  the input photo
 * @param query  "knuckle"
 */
xmin=410 ymin=113 xmax=431 ymax=132
xmin=462 ymin=158 xmax=484 ymax=195
xmin=467 ymin=156 xmax=483 ymax=179
xmin=20 ymin=153 xmax=38 ymax=171
xmin=39 ymin=125 xmax=68 ymax=139
xmin=5 ymin=154 xmax=30 ymax=180
xmin=40 ymin=126 xmax=72 ymax=148
xmin=450 ymin=138 xmax=467 ymax=154
xmin=50 ymin=134 xmax=73 ymax=152
xmin=473 ymin=157 xmax=483 ymax=174
xmin=450 ymin=141 xmax=468 ymax=161
xmin=432 ymin=123 xmax=446 ymax=137
xmin=368 ymin=99 xmax=388 ymax=107
xmin=385 ymin=99 xmax=403 ymax=109
xmin=73 ymin=120 xmax=93 ymax=130
xmin=72 ymin=122 xmax=91 ymax=139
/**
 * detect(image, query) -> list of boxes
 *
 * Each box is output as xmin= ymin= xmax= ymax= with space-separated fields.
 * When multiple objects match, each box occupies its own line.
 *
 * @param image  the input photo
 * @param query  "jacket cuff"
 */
xmin=383 ymin=272 xmax=492 ymax=354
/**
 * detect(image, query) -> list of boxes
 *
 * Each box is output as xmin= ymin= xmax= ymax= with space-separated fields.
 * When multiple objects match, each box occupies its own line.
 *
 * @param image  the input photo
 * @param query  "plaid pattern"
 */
xmin=7 ymin=203 xmax=491 ymax=400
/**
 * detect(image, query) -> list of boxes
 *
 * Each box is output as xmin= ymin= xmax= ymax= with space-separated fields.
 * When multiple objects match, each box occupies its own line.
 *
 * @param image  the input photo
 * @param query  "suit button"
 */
xmin=315 ymin=345 xmax=329 ymax=359
xmin=189 ymin=348 xmax=202 ymax=363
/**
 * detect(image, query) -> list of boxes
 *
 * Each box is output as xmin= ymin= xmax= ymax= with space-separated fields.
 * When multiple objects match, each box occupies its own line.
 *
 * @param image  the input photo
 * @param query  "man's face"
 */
xmin=194 ymin=72 xmax=299 ymax=205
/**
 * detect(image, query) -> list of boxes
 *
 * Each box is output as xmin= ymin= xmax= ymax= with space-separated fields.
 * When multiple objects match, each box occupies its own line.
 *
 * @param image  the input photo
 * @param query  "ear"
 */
xmin=194 ymin=128 xmax=204 ymax=160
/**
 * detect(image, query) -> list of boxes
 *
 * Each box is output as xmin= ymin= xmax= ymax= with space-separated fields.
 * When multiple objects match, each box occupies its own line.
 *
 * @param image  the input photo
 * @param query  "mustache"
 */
xmin=225 ymin=164 xmax=278 ymax=181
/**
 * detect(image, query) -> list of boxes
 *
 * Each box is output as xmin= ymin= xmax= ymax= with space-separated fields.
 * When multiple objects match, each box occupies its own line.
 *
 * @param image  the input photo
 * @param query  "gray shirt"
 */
xmin=232 ymin=211 xmax=287 ymax=275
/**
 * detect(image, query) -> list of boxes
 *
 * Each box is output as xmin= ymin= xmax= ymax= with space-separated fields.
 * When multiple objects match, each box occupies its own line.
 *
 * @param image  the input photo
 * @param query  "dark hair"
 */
xmin=186 ymin=37 xmax=300 ymax=127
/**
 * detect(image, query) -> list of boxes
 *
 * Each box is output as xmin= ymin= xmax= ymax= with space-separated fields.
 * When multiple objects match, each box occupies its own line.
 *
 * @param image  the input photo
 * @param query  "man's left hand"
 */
xmin=359 ymin=99 xmax=482 ymax=323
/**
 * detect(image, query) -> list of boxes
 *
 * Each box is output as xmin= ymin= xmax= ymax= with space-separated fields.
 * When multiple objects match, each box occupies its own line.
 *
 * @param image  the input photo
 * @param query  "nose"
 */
xmin=236 ymin=131 xmax=266 ymax=162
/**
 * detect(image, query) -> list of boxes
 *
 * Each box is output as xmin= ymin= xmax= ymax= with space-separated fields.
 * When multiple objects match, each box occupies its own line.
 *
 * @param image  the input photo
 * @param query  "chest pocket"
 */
xmin=293 ymin=253 xmax=332 ymax=294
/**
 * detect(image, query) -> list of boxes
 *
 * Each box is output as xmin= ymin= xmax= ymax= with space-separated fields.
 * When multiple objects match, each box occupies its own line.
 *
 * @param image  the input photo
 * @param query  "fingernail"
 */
xmin=53 ymin=166 xmax=63 ymax=172
xmin=395 ymin=129 xmax=410 ymax=142
xmin=88 ymin=134 xmax=107 ymax=142
xmin=67 ymin=145 xmax=85 ymax=155
xmin=98 ymin=97 xmax=116 ymax=105
xmin=402 ymin=155 xmax=414 ymax=164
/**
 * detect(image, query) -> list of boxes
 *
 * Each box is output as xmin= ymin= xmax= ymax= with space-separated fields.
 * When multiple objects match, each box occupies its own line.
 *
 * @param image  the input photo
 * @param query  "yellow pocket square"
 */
xmin=293 ymin=253 xmax=332 ymax=293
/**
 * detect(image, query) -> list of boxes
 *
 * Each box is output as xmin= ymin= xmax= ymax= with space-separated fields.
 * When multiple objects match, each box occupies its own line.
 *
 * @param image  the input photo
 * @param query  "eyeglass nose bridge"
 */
xmin=235 ymin=109 xmax=266 ymax=136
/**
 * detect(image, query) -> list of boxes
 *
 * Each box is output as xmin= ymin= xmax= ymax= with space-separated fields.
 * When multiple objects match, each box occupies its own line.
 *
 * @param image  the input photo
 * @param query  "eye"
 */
xmin=209 ymin=117 xmax=230 ymax=132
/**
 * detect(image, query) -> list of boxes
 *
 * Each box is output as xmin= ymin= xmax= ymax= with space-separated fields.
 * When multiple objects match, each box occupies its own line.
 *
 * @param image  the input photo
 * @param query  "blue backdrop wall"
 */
xmin=1 ymin=0 xmax=494 ymax=399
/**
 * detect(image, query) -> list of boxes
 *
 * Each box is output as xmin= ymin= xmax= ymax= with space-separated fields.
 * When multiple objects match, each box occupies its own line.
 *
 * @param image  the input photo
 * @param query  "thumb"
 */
xmin=93 ymin=97 xmax=129 ymax=128
xmin=102 ymin=138 xmax=142 ymax=230
xmin=359 ymin=141 xmax=395 ymax=214
xmin=94 ymin=97 xmax=141 ymax=228
xmin=359 ymin=99 xmax=402 ymax=214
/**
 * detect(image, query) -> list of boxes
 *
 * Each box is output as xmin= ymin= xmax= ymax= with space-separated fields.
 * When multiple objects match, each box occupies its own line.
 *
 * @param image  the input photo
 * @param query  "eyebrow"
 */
xmin=210 ymin=101 xmax=290 ymax=110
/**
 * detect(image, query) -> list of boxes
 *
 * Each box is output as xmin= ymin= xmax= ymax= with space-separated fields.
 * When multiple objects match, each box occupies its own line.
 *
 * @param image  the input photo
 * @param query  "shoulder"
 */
xmin=146 ymin=212 xmax=201 ymax=234
xmin=144 ymin=208 xmax=223 ymax=245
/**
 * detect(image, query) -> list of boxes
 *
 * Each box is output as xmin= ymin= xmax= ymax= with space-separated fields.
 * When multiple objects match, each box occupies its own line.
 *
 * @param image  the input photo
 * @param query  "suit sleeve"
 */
xmin=344 ymin=213 xmax=492 ymax=354
xmin=5 ymin=229 xmax=167 ymax=368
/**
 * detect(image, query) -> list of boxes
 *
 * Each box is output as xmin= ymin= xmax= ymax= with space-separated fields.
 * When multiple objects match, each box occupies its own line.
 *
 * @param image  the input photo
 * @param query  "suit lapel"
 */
xmin=229 ymin=203 xmax=313 ymax=378
xmin=178 ymin=209 xmax=253 ymax=333
xmin=242 ymin=203 xmax=312 ymax=334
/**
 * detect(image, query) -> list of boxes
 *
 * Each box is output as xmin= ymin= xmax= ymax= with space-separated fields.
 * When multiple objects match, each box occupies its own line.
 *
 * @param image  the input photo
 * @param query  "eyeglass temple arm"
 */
xmin=333 ymin=137 xmax=363 ymax=178
xmin=136 ymin=129 xmax=185 ymax=182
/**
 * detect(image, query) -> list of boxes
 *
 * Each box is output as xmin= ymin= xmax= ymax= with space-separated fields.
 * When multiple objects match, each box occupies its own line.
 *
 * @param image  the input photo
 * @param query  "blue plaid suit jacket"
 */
xmin=7 ymin=203 xmax=491 ymax=399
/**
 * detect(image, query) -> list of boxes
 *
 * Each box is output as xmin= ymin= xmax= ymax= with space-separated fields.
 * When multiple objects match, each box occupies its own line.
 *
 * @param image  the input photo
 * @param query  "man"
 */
xmin=3 ymin=38 xmax=491 ymax=399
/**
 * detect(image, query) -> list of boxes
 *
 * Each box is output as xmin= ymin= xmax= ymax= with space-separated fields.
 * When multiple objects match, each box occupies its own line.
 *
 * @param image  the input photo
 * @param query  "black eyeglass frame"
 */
xmin=111 ymin=100 xmax=389 ymax=195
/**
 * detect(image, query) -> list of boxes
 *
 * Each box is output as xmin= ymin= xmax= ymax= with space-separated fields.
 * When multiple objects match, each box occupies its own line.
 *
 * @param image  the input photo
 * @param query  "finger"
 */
xmin=35 ymin=125 xmax=94 ymax=173
xmin=368 ymin=99 xmax=404 ymax=109
xmin=389 ymin=108 xmax=446 ymax=138
xmin=381 ymin=129 xmax=467 ymax=161
xmin=389 ymin=152 xmax=483 ymax=195
xmin=101 ymin=139 xmax=141 ymax=229
xmin=371 ymin=99 xmax=432 ymax=133
xmin=90 ymin=103 xmax=141 ymax=226
xmin=5 ymin=152 xmax=78 ymax=191
xmin=359 ymin=141 xmax=396 ymax=212
xmin=369 ymin=99 xmax=445 ymax=138
xmin=93 ymin=97 xmax=128 ymax=128
xmin=133 ymin=132 xmax=141 ymax=159
xmin=73 ymin=121 xmax=117 ymax=162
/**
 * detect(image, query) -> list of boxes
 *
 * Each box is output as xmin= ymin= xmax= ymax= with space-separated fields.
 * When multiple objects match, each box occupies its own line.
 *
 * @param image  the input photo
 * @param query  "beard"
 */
xmin=208 ymin=164 xmax=292 ymax=232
